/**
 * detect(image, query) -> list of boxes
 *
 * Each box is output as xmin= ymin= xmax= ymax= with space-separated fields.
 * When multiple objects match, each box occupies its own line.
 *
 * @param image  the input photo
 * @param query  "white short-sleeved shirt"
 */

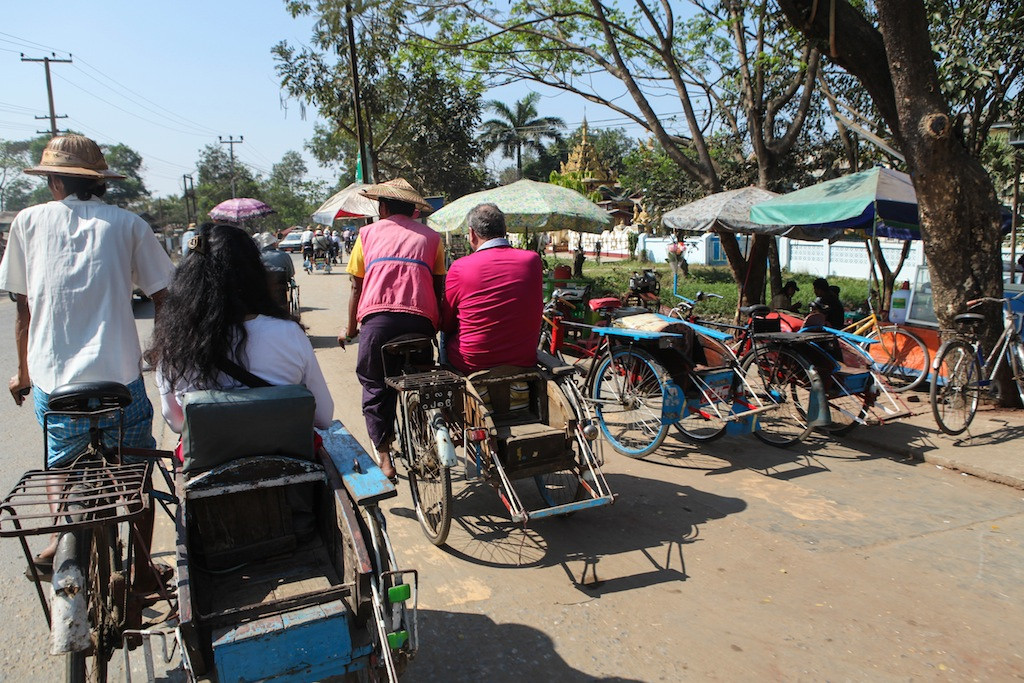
xmin=0 ymin=197 xmax=175 ymax=393
xmin=156 ymin=315 xmax=335 ymax=434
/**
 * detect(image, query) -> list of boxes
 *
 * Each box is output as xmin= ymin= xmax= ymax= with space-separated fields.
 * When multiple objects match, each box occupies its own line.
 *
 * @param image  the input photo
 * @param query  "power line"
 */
xmin=219 ymin=135 xmax=244 ymax=198
xmin=52 ymin=72 xmax=213 ymax=138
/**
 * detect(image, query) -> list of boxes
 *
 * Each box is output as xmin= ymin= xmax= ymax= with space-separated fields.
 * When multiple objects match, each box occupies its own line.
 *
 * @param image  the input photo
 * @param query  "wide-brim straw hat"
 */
xmin=24 ymin=134 xmax=126 ymax=180
xmin=359 ymin=178 xmax=432 ymax=212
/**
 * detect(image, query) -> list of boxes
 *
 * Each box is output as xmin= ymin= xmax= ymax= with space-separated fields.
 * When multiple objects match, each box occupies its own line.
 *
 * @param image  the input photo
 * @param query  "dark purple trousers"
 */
xmin=355 ymin=312 xmax=435 ymax=451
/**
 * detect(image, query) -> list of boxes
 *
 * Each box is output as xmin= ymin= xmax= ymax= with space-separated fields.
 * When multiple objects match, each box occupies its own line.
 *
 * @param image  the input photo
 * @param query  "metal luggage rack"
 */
xmin=0 ymin=461 xmax=150 ymax=537
xmin=385 ymin=369 xmax=464 ymax=392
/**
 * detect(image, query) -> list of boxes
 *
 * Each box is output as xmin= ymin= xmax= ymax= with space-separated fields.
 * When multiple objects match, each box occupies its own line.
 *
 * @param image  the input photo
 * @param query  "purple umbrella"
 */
xmin=209 ymin=198 xmax=276 ymax=222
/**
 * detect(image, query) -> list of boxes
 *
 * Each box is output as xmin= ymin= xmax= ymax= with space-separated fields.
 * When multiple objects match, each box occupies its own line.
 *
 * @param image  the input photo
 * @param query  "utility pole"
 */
xmin=182 ymin=174 xmax=198 ymax=225
xmin=344 ymin=2 xmax=372 ymax=184
xmin=218 ymin=135 xmax=243 ymax=198
xmin=21 ymin=53 xmax=73 ymax=137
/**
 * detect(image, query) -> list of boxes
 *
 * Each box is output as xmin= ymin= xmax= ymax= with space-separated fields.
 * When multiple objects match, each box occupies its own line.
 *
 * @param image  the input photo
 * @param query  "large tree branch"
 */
xmin=775 ymin=0 xmax=901 ymax=142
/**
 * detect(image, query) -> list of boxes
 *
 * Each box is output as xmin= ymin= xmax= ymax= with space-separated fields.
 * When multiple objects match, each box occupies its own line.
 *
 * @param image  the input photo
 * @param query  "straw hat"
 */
xmin=359 ymin=178 xmax=431 ymax=212
xmin=24 ymin=135 xmax=126 ymax=180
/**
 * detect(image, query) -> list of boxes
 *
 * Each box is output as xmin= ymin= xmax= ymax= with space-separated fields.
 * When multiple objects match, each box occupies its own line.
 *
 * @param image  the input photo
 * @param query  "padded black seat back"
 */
xmin=48 ymin=381 xmax=132 ymax=413
xmin=181 ymin=385 xmax=316 ymax=475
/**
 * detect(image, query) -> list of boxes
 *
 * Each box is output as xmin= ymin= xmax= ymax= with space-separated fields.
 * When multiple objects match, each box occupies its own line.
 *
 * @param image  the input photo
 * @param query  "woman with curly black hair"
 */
xmin=147 ymin=222 xmax=333 ymax=433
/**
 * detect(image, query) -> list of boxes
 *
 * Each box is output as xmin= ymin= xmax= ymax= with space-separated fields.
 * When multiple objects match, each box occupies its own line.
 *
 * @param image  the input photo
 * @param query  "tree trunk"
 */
xmin=767 ymin=238 xmax=783 ymax=297
xmin=776 ymin=0 xmax=1010 ymax=404
xmin=719 ymin=231 xmax=771 ymax=308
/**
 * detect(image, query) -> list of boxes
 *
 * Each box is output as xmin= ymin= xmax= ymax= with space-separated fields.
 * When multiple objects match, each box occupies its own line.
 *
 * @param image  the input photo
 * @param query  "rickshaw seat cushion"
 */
xmin=181 ymin=385 xmax=316 ymax=475
xmin=536 ymin=350 xmax=576 ymax=377
xmin=588 ymin=296 xmax=622 ymax=312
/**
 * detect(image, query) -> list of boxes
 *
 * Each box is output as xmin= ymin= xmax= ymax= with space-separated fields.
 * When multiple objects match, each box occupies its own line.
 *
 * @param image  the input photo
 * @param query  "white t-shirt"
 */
xmin=301 ymin=229 xmax=314 ymax=244
xmin=156 ymin=315 xmax=334 ymax=434
xmin=0 ymin=197 xmax=175 ymax=393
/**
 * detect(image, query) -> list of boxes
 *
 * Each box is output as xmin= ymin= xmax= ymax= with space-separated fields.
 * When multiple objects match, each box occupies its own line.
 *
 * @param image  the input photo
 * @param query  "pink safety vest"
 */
xmin=357 ymin=215 xmax=441 ymax=326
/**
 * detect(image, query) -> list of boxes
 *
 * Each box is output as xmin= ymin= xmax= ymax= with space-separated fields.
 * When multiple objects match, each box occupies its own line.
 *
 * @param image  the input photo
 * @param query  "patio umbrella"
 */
xmin=662 ymin=187 xmax=788 ymax=235
xmin=209 ymin=198 xmax=276 ymax=223
xmin=311 ymin=182 xmax=379 ymax=225
xmin=749 ymin=167 xmax=919 ymax=239
xmin=426 ymin=179 xmax=611 ymax=234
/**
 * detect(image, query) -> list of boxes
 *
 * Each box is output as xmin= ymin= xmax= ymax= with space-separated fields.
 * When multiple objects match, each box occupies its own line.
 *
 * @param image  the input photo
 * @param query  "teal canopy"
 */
xmin=750 ymin=167 xmax=920 ymax=239
xmin=426 ymin=179 xmax=611 ymax=234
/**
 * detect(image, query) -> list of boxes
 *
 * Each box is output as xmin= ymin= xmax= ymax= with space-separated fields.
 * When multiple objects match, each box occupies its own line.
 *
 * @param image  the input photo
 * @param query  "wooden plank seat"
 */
xmin=465 ymin=366 xmax=576 ymax=479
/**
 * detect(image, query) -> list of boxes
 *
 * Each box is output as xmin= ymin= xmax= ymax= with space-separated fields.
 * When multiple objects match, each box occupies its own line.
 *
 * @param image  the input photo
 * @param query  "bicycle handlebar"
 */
xmin=546 ymin=293 xmax=577 ymax=311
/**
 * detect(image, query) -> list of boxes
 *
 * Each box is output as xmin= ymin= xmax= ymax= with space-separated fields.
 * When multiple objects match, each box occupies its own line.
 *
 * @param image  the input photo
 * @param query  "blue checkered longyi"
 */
xmin=32 ymin=375 xmax=157 ymax=468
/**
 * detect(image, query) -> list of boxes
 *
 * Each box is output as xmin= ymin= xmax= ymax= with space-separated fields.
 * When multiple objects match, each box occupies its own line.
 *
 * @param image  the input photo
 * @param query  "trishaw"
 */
xmin=1 ymin=381 xmax=417 ymax=682
xmin=382 ymin=335 xmax=615 ymax=547
xmin=541 ymin=297 xmax=780 ymax=458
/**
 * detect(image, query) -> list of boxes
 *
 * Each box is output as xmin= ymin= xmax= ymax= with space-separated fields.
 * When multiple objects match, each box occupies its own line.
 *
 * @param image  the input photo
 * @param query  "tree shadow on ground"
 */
xmin=405 ymin=610 xmax=645 ymax=682
xmin=391 ymin=471 xmax=745 ymax=597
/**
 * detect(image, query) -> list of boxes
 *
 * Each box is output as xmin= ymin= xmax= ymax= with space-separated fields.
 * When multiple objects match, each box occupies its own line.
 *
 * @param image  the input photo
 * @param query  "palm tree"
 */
xmin=478 ymin=92 xmax=566 ymax=179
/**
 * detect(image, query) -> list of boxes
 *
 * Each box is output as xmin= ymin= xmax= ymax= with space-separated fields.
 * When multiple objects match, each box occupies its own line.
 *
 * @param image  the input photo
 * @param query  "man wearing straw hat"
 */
xmin=0 ymin=135 xmax=174 ymax=575
xmin=342 ymin=178 xmax=445 ymax=480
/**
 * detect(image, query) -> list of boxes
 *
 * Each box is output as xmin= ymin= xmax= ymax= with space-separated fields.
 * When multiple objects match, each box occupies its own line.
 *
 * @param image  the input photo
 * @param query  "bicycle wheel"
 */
xmin=359 ymin=508 xmax=410 ymax=681
xmin=535 ymin=470 xmax=582 ymax=509
xmin=930 ymin=340 xmax=982 ymax=435
xmin=674 ymin=368 xmax=731 ymax=443
xmin=66 ymin=524 xmax=119 ymax=683
xmin=404 ymin=394 xmax=452 ymax=546
xmin=866 ymin=326 xmax=929 ymax=392
xmin=1010 ymin=342 xmax=1024 ymax=406
xmin=591 ymin=348 xmax=669 ymax=458
xmin=740 ymin=347 xmax=814 ymax=448
xmin=821 ymin=380 xmax=869 ymax=436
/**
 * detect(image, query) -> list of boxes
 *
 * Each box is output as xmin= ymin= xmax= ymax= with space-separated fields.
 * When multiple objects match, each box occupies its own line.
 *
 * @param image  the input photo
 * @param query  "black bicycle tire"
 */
xmin=405 ymin=394 xmax=453 ymax=546
xmin=929 ymin=339 xmax=981 ymax=435
xmin=740 ymin=347 xmax=815 ymax=448
xmin=866 ymin=326 xmax=930 ymax=392
xmin=65 ymin=524 xmax=115 ymax=683
xmin=364 ymin=510 xmax=410 ymax=680
xmin=1011 ymin=342 xmax=1024 ymax=406
xmin=673 ymin=365 xmax=731 ymax=443
xmin=591 ymin=347 xmax=670 ymax=458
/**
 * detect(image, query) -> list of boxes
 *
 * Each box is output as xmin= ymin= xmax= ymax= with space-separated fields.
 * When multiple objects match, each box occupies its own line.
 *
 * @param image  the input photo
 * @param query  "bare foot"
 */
xmin=377 ymin=450 xmax=397 ymax=480
xmin=36 ymin=534 xmax=58 ymax=564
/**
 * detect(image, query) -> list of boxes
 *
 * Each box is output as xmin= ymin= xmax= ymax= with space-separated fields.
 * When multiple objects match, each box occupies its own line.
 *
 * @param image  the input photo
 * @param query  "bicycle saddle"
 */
xmin=739 ymin=304 xmax=771 ymax=317
xmin=382 ymin=333 xmax=434 ymax=355
xmin=47 ymin=381 xmax=132 ymax=413
xmin=954 ymin=312 xmax=986 ymax=325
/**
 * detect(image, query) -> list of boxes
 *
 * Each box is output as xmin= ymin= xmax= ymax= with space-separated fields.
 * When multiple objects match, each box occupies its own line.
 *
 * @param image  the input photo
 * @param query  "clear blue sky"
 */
xmin=2 ymin=1 xmax=662 ymax=199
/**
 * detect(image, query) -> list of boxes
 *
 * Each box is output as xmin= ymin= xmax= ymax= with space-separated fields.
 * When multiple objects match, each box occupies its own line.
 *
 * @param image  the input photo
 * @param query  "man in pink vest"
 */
xmin=440 ymin=203 xmax=543 ymax=375
xmin=342 ymin=178 xmax=445 ymax=479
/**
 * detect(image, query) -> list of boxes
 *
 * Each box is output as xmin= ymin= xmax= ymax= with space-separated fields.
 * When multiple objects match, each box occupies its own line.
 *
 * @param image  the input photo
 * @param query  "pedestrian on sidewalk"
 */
xmin=342 ymin=178 xmax=445 ymax=480
xmin=595 ymin=239 xmax=602 ymax=265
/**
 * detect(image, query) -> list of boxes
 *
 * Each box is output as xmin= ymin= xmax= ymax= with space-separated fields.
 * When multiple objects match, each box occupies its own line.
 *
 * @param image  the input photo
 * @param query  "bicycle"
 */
xmin=383 ymin=335 xmax=462 ymax=546
xmin=841 ymin=299 xmax=929 ymax=392
xmin=929 ymin=292 xmax=1024 ymax=435
xmin=0 ymin=382 xmax=177 ymax=683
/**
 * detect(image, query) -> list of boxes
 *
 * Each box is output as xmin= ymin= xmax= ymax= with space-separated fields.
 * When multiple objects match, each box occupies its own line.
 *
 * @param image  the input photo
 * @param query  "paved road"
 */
xmin=2 ymin=255 xmax=1023 ymax=680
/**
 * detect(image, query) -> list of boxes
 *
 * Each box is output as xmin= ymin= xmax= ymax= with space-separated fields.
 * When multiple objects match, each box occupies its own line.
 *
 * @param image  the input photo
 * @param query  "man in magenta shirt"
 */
xmin=441 ymin=203 xmax=543 ymax=374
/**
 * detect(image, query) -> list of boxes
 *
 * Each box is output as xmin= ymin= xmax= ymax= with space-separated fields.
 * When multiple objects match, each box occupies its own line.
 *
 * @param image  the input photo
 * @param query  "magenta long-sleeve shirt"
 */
xmin=441 ymin=244 xmax=543 ymax=374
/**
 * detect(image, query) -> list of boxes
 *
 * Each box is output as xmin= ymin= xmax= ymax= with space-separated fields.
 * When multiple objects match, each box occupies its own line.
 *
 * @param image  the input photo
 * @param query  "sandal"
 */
xmin=24 ymin=555 xmax=53 ymax=582
xmin=372 ymin=451 xmax=399 ymax=484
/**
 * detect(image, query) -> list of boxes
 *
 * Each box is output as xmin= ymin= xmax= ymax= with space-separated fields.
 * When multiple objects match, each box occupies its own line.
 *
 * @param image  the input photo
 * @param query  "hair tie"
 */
xmin=188 ymin=235 xmax=206 ymax=255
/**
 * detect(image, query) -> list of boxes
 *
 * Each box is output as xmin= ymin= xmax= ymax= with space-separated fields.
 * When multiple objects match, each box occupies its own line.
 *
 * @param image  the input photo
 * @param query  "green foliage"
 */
xmin=260 ymin=150 xmax=326 ymax=231
xmin=927 ymin=0 xmax=1023 ymax=156
xmin=103 ymin=144 xmax=149 ymax=207
xmin=194 ymin=144 xmax=261 ymax=216
xmin=479 ymin=92 xmax=565 ymax=178
xmin=548 ymin=170 xmax=600 ymax=202
xmin=274 ymin=0 xmax=487 ymax=198
xmin=0 ymin=139 xmax=33 ymax=212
